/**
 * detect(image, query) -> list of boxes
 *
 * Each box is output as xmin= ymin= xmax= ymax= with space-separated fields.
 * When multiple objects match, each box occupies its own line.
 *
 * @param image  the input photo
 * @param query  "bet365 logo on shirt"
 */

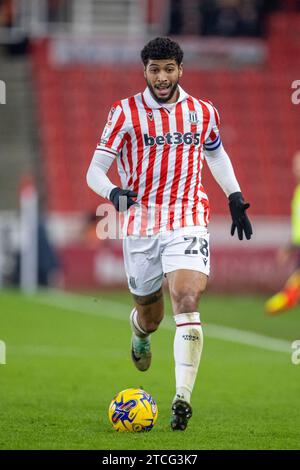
xmin=144 ymin=132 xmax=201 ymax=147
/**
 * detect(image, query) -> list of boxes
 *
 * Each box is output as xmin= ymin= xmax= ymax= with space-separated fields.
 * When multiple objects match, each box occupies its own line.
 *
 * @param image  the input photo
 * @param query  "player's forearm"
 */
xmin=204 ymin=145 xmax=240 ymax=197
xmin=86 ymin=150 xmax=117 ymax=199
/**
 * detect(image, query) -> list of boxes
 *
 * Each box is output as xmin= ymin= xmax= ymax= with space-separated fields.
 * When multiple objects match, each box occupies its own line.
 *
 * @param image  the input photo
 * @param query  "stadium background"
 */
xmin=0 ymin=0 xmax=300 ymax=450
xmin=1 ymin=0 xmax=300 ymax=293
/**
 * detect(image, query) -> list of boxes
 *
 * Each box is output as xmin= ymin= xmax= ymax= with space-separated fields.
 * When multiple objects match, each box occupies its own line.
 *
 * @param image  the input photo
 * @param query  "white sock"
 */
xmin=173 ymin=312 xmax=203 ymax=404
xmin=130 ymin=308 xmax=148 ymax=339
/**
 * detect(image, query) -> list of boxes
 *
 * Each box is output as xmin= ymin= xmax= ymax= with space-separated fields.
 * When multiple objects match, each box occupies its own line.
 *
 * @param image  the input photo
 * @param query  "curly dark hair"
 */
xmin=141 ymin=37 xmax=183 ymax=66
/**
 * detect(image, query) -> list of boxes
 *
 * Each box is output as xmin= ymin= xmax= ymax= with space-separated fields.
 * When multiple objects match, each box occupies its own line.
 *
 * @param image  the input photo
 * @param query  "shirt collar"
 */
xmin=142 ymin=85 xmax=189 ymax=109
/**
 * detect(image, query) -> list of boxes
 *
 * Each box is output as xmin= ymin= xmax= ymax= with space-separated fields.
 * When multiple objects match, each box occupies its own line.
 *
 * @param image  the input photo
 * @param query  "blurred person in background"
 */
xmin=47 ymin=0 xmax=69 ymax=24
xmin=265 ymin=150 xmax=300 ymax=315
xmin=11 ymin=217 xmax=62 ymax=288
xmin=81 ymin=213 xmax=102 ymax=249
xmin=0 ymin=0 xmax=28 ymax=55
xmin=87 ymin=37 xmax=252 ymax=431
xmin=0 ymin=0 xmax=13 ymax=28
xmin=80 ymin=212 xmax=114 ymax=249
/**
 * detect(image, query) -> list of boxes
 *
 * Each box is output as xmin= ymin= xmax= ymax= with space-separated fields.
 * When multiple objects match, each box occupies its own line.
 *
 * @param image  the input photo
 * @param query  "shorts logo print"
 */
xmin=129 ymin=277 xmax=137 ymax=289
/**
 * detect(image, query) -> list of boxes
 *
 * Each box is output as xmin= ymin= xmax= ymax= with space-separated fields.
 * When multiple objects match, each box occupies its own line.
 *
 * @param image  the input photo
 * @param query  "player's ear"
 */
xmin=179 ymin=63 xmax=183 ymax=77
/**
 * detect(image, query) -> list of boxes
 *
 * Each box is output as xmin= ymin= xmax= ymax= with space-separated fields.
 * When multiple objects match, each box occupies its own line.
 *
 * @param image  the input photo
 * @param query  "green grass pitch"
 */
xmin=0 ymin=289 xmax=299 ymax=450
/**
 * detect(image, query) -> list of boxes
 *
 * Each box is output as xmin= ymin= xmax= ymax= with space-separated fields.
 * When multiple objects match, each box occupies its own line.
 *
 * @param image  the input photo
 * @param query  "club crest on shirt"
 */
xmin=147 ymin=111 xmax=153 ymax=121
xmin=188 ymin=111 xmax=199 ymax=124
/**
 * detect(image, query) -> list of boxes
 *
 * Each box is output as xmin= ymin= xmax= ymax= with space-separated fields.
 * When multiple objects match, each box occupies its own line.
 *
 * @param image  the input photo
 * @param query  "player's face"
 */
xmin=144 ymin=59 xmax=183 ymax=104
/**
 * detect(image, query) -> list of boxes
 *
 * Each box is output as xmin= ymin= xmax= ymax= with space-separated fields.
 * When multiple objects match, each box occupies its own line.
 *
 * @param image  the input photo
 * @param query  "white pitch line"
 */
xmin=8 ymin=344 xmax=123 ymax=359
xmin=9 ymin=345 xmax=93 ymax=358
xmin=31 ymin=290 xmax=291 ymax=355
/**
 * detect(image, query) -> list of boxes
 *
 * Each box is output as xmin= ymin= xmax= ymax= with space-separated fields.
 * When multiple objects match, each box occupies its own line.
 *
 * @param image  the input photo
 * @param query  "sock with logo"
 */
xmin=173 ymin=312 xmax=203 ymax=404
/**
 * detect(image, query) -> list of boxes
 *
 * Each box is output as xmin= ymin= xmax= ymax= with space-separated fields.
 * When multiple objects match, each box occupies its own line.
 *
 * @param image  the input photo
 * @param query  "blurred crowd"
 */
xmin=0 ymin=0 xmax=69 ymax=27
xmin=1 ymin=0 xmax=300 ymax=41
xmin=168 ymin=0 xmax=300 ymax=36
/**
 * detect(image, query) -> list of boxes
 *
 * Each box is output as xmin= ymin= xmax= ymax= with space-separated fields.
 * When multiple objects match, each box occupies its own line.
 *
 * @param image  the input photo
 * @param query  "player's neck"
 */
xmin=165 ymin=87 xmax=180 ymax=104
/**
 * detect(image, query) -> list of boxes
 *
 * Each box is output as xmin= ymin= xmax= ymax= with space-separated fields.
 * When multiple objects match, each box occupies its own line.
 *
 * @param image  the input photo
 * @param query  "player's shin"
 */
xmin=173 ymin=312 xmax=203 ymax=404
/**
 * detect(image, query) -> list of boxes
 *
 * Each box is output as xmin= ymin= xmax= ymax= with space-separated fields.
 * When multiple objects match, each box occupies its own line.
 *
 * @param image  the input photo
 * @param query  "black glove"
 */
xmin=109 ymin=187 xmax=137 ymax=212
xmin=228 ymin=191 xmax=253 ymax=240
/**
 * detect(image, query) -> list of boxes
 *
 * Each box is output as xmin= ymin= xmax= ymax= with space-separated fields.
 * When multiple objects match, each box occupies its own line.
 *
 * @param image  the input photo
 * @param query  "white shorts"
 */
xmin=123 ymin=226 xmax=210 ymax=296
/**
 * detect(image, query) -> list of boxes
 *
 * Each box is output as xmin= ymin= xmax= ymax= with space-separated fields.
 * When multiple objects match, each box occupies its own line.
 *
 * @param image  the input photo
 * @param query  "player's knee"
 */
xmin=176 ymin=295 xmax=199 ymax=313
xmin=170 ymin=286 xmax=204 ymax=313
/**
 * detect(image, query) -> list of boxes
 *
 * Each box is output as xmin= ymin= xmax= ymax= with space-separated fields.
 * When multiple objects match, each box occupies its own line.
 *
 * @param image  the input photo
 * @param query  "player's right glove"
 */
xmin=228 ymin=191 xmax=253 ymax=240
xmin=109 ymin=187 xmax=137 ymax=212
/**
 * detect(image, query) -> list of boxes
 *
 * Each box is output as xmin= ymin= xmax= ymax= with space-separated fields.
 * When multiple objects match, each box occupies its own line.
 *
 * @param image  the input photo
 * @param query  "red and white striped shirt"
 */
xmin=96 ymin=85 xmax=221 ymax=236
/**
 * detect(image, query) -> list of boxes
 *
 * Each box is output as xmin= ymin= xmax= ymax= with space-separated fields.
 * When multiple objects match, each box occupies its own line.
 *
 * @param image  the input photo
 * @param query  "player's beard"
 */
xmin=147 ymin=79 xmax=179 ymax=104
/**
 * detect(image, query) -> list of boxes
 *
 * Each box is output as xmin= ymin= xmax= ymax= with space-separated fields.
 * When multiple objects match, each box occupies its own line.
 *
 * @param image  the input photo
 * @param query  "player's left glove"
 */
xmin=228 ymin=191 xmax=253 ymax=240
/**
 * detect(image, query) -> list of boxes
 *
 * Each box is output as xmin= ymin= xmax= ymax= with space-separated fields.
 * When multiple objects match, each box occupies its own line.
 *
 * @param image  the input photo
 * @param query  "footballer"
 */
xmin=87 ymin=37 xmax=252 ymax=430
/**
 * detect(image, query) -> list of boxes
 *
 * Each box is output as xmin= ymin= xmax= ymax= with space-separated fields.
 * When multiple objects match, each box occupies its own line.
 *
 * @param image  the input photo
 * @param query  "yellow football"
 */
xmin=108 ymin=388 xmax=158 ymax=432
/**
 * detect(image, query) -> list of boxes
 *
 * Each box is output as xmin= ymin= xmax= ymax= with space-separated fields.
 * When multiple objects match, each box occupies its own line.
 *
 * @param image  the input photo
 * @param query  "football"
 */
xmin=108 ymin=388 xmax=158 ymax=432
